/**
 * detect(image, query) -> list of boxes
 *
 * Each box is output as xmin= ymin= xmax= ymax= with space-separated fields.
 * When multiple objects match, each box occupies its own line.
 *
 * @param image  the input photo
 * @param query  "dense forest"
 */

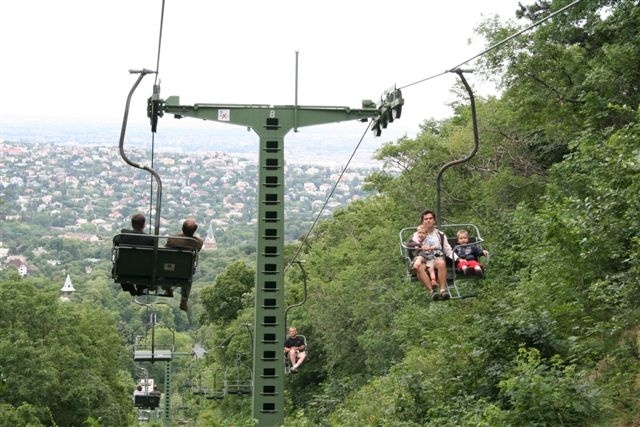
xmin=2 ymin=0 xmax=640 ymax=425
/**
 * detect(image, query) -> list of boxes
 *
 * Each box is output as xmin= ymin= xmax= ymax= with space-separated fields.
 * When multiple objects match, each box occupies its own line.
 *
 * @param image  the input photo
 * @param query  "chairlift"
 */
xmin=111 ymin=234 xmax=198 ymax=296
xmin=112 ymin=70 xmax=199 ymax=298
xmin=224 ymin=353 xmax=253 ymax=396
xmin=190 ymin=370 xmax=226 ymax=400
xmin=206 ymin=370 xmax=226 ymax=400
xmin=399 ymin=224 xmax=487 ymax=299
xmin=284 ymin=261 xmax=309 ymax=374
xmin=132 ymin=313 xmax=175 ymax=362
xmin=399 ymin=70 xmax=489 ymax=300
xmin=133 ymin=377 xmax=161 ymax=409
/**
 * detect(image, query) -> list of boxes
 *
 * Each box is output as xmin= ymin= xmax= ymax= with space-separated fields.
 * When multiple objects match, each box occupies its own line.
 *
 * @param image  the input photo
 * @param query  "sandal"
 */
xmin=440 ymin=289 xmax=450 ymax=300
xmin=430 ymin=290 xmax=441 ymax=301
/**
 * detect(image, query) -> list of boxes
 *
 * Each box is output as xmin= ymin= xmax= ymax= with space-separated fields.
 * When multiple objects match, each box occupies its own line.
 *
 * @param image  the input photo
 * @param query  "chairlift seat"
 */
xmin=134 ymin=349 xmax=173 ymax=362
xmin=399 ymin=228 xmax=454 ymax=282
xmin=224 ymin=358 xmax=253 ymax=395
xmin=134 ymin=394 xmax=161 ymax=409
xmin=439 ymin=224 xmax=487 ymax=279
xmin=205 ymin=388 xmax=226 ymax=400
xmin=399 ymin=224 xmax=486 ymax=299
xmin=112 ymin=243 xmax=197 ymax=291
xmin=224 ymin=380 xmax=252 ymax=395
xmin=193 ymin=372 xmax=227 ymax=399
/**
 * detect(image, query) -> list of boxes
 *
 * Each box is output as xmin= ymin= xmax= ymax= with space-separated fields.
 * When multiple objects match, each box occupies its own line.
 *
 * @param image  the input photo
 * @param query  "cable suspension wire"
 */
xmin=153 ymin=0 xmax=166 ymax=87
xmin=148 ymin=0 xmax=167 ymax=233
xmin=399 ymin=0 xmax=584 ymax=90
xmin=284 ymin=0 xmax=585 ymax=268
xmin=284 ymin=122 xmax=372 ymax=272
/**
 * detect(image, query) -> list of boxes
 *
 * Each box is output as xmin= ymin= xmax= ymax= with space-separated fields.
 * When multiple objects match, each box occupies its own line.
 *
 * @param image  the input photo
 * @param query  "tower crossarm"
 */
xmin=161 ymin=96 xmax=380 ymax=135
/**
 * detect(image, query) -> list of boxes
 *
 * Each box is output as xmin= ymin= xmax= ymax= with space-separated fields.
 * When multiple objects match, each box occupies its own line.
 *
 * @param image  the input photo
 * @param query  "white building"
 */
xmin=60 ymin=274 xmax=76 ymax=302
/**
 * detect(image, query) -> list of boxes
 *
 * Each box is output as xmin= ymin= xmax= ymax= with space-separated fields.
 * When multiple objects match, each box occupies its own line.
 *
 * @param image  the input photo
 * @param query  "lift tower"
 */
xmin=152 ymin=88 xmax=402 ymax=426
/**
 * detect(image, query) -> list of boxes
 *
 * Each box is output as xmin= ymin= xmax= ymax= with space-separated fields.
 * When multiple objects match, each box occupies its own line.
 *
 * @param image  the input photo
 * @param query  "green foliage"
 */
xmin=497 ymin=346 xmax=602 ymax=426
xmin=0 ymin=403 xmax=46 ymax=427
xmin=280 ymin=2 xmax=640 ymax=423
xmin=0 ymin=276 xmax=134 ymax=426
xmin=479 ymin=0 xmax=640 ymax=166
xmin=199 ymin=260 xmax=255 ymax=326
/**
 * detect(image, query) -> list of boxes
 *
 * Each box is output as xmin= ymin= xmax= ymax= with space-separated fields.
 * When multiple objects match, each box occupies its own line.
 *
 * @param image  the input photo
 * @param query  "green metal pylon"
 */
xmin=158 ymin=90 xmax=402 ymax=426
xmin=164 ymin=360 xmax=172 ymax=425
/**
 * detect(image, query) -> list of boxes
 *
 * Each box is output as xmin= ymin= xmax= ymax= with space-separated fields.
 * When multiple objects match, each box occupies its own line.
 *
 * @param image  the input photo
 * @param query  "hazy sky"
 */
xmin=0 ymin=1 xmax=521 ymax=140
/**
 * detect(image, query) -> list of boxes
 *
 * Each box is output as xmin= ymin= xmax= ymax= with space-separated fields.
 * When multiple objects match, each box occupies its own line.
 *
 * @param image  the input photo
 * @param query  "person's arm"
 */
xmin=453 ymin=246 xmax=461 ymax=257
xmin=473 ymin=245 xmax=487 ymax=259
xmin=442 ymin=234 xmax=457 ymax=261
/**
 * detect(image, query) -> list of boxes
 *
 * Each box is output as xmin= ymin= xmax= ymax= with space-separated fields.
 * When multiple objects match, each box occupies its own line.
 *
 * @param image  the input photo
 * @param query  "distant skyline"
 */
xmin=1 ymin=120 xmax=386 ymax=168
xmin=0 ymin=1 xmax=522 ymax=141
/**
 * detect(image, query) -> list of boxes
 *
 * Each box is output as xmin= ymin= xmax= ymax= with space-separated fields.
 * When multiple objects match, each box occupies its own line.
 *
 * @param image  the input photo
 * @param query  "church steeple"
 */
xmin=203 ymin=221 xmax=217 ymax=251
xmin=60 ymin=274 xmax=76 ymax=301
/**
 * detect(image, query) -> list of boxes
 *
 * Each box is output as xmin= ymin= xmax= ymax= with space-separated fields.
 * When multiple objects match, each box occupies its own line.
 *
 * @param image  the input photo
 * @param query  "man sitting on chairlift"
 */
xmin=412 ymin=209 xmax=458 ymax=301
xmin=114 ymin=213 xmax=154 ymax=296
xmin=113 ymin=213 xmax=154 ymax=246
xmin=164 ymin=218 xmax=204 ymax=311
xmin=284 ymin=326 xmax=307 ymax=373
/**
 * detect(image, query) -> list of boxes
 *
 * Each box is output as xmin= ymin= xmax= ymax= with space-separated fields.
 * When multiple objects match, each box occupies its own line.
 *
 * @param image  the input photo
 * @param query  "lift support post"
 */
xmin=159 ymin=92 xmax=401 ymax=426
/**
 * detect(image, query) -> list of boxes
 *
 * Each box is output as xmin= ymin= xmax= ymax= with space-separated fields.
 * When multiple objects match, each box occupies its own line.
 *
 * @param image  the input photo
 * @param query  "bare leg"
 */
xmin=288 ymin=350 xmax=296 ymax=366
xmin=412 ymin=255 xmax=425 ymax=269
xmin=414 ymin=264 xmax=435 ymax=293
xmin=293 ymin=351 xmax=306 ymax=369
xmin=434 ymin=258 xmax=448 ymax=292
xmin=427 ymin=266 xmax=436 ymax=284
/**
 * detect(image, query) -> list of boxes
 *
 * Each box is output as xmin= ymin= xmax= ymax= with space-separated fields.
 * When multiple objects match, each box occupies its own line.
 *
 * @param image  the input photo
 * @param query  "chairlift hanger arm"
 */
xmin=118 ymin=69 xmax=163 ymax=235
xmin=119 ymin=69 xmax=157 ymax=172
xmin=284 ymin=261 xmax=308 ymax=336
xmin=435 ymin=69 xmax=479 ymax=223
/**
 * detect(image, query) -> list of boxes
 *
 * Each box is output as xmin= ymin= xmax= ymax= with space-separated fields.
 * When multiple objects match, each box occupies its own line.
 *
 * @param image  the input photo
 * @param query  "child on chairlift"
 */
xmin=453 ymin=229 xmax=488 ymax=277
xmin=406 ymin=224 xmax=438 ymax=288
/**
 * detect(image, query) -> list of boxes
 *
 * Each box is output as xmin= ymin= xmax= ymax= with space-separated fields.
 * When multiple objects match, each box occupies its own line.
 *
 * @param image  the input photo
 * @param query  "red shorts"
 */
xmin=456 ymin=259 xmax=481 ymax=270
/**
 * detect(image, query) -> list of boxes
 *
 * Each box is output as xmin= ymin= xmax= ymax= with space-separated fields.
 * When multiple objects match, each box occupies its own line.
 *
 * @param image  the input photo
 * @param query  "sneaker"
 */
xmin=179 ymin=300 xmax=188 ymax=311
xmin=431 ymin=291 xmax=441 ymax=301
xmin=440 ymin=290 xmax=451 ymax=300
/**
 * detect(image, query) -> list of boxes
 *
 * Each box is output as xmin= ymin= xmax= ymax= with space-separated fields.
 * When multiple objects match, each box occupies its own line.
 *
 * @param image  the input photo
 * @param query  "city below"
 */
xmin=1 ymin=119 xmax=386 ymax=275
